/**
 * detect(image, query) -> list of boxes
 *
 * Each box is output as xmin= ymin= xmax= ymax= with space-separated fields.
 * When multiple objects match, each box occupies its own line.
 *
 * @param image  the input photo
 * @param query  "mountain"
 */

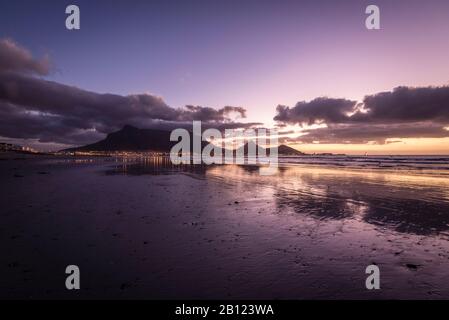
xmin=235 ymin=141 xmax=304 ymax=156
xmin=64 ymin=125 xmax=305 ymax=155
xmin=65 ymin=125 xmax=174 ymax=152
xmin=277 ymin=144 xmax=305 ymax=156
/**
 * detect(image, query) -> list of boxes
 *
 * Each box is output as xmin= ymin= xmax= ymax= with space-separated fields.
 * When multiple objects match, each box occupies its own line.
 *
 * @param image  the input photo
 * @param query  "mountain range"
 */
xmin=65 ymin=125 xmax=305 ymax=155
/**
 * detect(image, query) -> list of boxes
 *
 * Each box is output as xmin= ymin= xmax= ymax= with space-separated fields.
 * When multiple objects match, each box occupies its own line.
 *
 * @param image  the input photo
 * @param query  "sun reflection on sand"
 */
xmin=103 ymin=156 xmax=449 ymax=235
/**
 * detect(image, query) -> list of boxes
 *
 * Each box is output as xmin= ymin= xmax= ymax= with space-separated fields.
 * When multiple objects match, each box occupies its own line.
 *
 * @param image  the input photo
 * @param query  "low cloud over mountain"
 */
xmin=0 ymin=39 xmax=259 ymax=147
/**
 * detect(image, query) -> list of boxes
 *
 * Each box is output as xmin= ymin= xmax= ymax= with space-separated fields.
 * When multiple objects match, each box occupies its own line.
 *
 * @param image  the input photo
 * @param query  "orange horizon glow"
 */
xmin=287 ymin=137 xmax=449 ymax=155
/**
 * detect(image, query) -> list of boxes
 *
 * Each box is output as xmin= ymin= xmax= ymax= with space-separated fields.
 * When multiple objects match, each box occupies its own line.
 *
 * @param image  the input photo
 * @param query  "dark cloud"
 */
xmin=0 ymin=39 xmax=50 ymax=75
xmin=123 ymin=119 xmax=262 ymax=133
xmin=277 ymin=130 xmax=295 ymax=135
xmin=0 ymin=39 xmax=255 ymax=148
xmin=0 ymin=72 xmax=180 ymax=133
xmin=294 ymin=123 xmax=449 ymax=144
xmin=274 ymin=86 xmax=449 ymax=144
xmin=354 ymin=86 xmax=449 ymax=124
xmin=274 ymin=98 xmax=357 ymax=125
xmin=0 ymin=101 xmax=105 ymax=145
xmin=180 ymin=105 xmax=247 ymax=122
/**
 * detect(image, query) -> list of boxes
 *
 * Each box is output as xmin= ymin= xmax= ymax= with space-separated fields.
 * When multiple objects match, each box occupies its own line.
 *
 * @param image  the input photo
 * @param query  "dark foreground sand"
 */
xmin=1 ymin=156 xmax=449 ymax=299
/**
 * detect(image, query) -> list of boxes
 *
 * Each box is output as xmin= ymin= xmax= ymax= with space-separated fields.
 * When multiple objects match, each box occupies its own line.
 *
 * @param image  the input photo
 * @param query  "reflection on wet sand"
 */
xmin=107 ymin=157 xmax=449 ymax=236
xmin=3 ymin=156 xmax=449 ymax=299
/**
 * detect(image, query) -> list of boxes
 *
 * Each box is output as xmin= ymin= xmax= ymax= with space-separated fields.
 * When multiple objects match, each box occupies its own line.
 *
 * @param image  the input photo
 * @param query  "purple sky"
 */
xmin=1 ymin=0 xmax=449 ymax=153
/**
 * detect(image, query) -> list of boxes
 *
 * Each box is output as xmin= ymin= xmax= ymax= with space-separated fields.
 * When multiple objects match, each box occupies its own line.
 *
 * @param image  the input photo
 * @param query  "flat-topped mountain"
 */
xmin=65 ymin=125 xmax=175 ymax=152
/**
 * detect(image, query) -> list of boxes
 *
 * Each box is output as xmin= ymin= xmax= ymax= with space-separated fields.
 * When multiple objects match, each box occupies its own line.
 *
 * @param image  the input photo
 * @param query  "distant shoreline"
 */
xmin=2 ymin=150 xmax=449 ymax=177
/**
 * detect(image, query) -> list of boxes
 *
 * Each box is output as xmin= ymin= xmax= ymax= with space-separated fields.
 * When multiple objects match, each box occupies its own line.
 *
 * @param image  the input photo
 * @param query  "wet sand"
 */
xmin=1 ymin=156 xmax=449 ymax=299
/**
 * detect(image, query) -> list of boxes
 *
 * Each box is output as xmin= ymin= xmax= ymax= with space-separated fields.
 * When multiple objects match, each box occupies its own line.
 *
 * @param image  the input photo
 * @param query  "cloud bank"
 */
xmin=0 ymin=39 xmax=258 ymax=147
xmin=274 ymin=86 xmax=449 ymax=144
xmin=3 ymin=38 xmax=449 ymax=148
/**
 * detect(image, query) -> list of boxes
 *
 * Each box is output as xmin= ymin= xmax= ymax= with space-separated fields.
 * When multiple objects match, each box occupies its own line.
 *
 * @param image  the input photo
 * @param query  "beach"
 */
xmin=1 ymin=155 xmax=449 ymax=299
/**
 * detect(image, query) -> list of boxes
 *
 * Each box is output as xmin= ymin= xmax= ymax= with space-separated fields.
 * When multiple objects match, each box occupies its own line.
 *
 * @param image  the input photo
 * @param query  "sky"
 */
xmin=1 ymin=0 xmax=449 ymax=154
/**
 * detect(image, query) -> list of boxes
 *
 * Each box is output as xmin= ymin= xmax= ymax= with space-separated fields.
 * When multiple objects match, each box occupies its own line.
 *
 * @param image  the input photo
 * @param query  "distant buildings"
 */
xmin=0 ymin=142 xmax=22 ymax=151
xmin=0 ymin=142 xmax=37 ymax=153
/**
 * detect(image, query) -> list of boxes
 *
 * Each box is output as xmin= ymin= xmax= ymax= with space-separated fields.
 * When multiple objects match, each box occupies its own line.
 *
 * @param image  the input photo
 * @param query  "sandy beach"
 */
xmin=1 ymin=156 xmax=449 ymax=299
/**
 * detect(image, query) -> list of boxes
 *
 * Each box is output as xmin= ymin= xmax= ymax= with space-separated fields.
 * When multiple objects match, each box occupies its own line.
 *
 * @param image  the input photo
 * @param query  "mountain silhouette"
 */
xmin=65 ymin=125 xmax=179 ymax=152
xmin=277 ymin=144 xmax=305 ymax=155
xmin=64 ymin=125 xmax=305 ymax=155
xmin=235 ymin=141 xmax=304 ymax=156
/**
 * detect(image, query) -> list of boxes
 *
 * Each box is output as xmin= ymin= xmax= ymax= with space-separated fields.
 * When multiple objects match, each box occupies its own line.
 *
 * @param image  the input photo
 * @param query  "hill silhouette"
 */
xmin=64 ymin=125 xmax=305 ymax=155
